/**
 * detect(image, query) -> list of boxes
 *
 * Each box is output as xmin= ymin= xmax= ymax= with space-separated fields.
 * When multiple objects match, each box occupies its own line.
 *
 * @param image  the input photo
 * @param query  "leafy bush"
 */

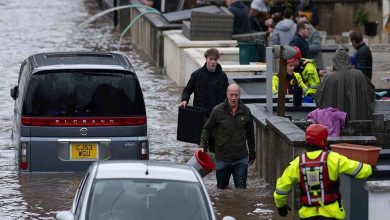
xmin=354 ymin=8 xmax=369 ymax=25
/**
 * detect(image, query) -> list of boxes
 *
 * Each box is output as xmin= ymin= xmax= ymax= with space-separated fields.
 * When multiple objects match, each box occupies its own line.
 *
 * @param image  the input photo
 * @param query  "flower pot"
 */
xmin=364 ymin=21 xmax=378 ymax=36
xmin=330 ymin=143 xmax=382 ymax=165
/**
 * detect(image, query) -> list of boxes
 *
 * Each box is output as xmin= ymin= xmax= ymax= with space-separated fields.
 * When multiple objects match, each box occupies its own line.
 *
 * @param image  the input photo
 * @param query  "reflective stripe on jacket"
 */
xmin=274 ymin=150 xmax=372 ymax=219
xmin=299 ymin=151 xmax=341 ymax=206
xmin=272 ymin=72 xmax=308 ymax=95
xmin=300 ymin=60 xmax=320 ymax=96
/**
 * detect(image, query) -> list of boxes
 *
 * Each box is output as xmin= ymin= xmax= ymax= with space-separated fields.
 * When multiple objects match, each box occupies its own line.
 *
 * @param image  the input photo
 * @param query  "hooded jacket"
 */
xmin=272 ymin=72 xmax=308 ymax=95
xmin=295 ymin=59 xmax=320 ymax=95
xmin=272 ymin=19 xmax=297 ymax=46
xmin=313 ymin=50 xmax=375 ymax=120
xmin=181 ymin=63 xmax=229 ymax=116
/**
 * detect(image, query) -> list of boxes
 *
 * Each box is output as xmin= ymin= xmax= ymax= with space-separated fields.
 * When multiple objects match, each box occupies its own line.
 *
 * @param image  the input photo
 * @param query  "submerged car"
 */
xmin=10 ymin=52 xmax=148 ymax=172
xmin=56 ymin=161 xmax=235 ymax=220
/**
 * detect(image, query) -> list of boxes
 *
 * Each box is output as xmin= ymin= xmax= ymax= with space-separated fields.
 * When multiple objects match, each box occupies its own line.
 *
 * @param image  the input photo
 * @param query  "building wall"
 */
xmin=317 ymin=1 xmax=382 ymax=35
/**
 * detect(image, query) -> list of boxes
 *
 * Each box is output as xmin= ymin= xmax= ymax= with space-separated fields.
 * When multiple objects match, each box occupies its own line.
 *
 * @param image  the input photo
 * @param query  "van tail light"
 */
xmin=20 ymin=142 xmax=28 ymax=170
xmin=141 ymin=142 xmax=148 ymax=160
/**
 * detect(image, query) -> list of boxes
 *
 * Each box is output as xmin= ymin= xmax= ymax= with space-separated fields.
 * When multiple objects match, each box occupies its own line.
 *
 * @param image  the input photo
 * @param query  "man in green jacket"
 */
xmin=199 ymin=83 xmax=256 ymax=189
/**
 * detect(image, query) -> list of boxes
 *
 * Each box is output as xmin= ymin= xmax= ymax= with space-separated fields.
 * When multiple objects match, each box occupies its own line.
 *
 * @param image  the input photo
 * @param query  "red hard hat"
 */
xmin=293 ymin=46 xmax=302 ymax=60
xmin=305 ymin=124 xmax=328 ymax=148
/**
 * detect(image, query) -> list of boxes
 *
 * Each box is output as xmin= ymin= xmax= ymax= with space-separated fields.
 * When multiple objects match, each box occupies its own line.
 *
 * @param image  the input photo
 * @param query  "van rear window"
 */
xmin=22 ymin=71 xmax=146 ymax=117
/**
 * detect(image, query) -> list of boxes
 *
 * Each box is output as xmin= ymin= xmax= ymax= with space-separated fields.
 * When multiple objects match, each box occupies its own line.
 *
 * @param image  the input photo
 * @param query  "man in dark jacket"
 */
xmin=314 ymin=50 xmax=375 ymax=120
xmin=199 ymin=84 xmax=256 ymax=189
xmin=226 ymin=0 xmax=252 ymax=35
xmin=350 ymin=31 xmax=373 ymax=80
xmin=289 ymin=20 xmax=311 ymax=59
xmin=180 ymin=48 xmax=229 ymax=117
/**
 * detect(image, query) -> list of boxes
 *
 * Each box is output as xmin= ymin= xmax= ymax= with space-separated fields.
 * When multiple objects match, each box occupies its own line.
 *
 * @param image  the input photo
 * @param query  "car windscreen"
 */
xmin=87 ymin=179 xmax=212 ymax=220
xmin=22 ymin=70 xmax=145 ymax=117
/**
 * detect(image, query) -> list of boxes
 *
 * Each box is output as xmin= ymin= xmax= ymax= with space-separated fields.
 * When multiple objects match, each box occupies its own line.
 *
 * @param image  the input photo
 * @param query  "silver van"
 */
xmin=10 ymin=52 xmax=148 ymax=172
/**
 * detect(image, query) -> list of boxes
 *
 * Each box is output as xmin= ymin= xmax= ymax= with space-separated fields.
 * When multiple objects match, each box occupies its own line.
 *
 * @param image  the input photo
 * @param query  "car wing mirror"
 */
xmin=56 ymin=211 xmax=74 ymax=220
xmin=10 ymin=86 xmax=18 ymax=100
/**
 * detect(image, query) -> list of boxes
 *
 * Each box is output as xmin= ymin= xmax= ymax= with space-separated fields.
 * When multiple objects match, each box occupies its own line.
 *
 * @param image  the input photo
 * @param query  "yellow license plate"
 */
xmin=71 ymin=143 xmax=97 ymax=159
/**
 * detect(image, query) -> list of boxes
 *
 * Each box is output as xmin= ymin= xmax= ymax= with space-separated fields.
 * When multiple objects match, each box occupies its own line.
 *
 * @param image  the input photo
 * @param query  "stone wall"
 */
xmin=295 ymin=113 xmax=390 ymax=149
xmin=128 ymin=0 xmax=182 ymax=67
xmin=315 ymin=0 xmax=383 ymax=35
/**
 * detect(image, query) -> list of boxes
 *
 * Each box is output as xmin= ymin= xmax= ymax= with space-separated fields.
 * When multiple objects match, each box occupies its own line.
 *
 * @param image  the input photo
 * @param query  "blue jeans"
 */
xmin=216 ymin=158 xmax=248 ymax=189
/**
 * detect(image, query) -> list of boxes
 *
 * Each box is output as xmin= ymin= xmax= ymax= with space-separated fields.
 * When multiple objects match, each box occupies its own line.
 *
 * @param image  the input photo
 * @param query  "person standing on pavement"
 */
xmin=199 ymin=84 xmax=256 ymax=189
xmin=180 ymin=48 xmax=229 ymax=117
xmin=349 ymin=31 xmax=373 ymax=80
xmin=297 ymin=16 xmax=325 ymax=74
xmin=274 ymin=124 xmax=372 ymax=219
xmin=314 ymin=49 xmax=375 ymax=120
xmin=226 ymin=0 xmax=252 ymax=35
xmin=289 ymin=20 xmax=311 ymax=59
xmin=272 ymin=8 xmax=296 ymax=46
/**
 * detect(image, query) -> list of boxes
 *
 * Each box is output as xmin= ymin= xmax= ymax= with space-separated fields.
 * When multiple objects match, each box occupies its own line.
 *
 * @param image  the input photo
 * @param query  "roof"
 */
xmin=29 ymin=51 xmax=134 ymax=72
xmin=93 ymin=160 xmax=201 ymax=182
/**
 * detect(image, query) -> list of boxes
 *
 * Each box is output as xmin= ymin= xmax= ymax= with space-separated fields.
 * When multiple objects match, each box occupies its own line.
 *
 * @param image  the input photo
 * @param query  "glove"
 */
xmin=249 ymin=153 xmax=256 ymax=161
xmin=277 ymin=205 xmax=291 ymax=217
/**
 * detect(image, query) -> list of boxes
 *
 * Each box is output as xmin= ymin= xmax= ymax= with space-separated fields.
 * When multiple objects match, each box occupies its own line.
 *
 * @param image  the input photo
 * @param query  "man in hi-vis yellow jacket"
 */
xmin=274 ymin=124 xmax=372 ymax=219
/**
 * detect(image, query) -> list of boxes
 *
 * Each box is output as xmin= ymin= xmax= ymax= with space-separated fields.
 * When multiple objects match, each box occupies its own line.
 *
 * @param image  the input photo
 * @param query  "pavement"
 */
xmin=327 ymin=34 xmax=390 ymax=89
xmin=369 ymin=43 xmax=390 ymax=89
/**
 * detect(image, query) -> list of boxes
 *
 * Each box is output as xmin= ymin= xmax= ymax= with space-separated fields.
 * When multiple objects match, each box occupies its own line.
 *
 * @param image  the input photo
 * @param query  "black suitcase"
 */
xmin=177 ymin=106 xmax=207 ymax=144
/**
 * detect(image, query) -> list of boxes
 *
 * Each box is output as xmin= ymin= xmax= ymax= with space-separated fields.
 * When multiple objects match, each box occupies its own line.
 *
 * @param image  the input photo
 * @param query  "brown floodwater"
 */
xmin=0 ymin=0 xmax=276 ymax=219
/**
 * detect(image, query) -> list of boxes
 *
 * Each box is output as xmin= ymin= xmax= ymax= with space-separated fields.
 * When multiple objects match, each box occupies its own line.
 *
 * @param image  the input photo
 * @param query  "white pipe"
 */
xmin=382 ymin=0 xmax=389 ymax=42
xmin=266 ymin=47 xmax=273 ymax=114
xmin=161 ymin=0 xmax=165 ymax=13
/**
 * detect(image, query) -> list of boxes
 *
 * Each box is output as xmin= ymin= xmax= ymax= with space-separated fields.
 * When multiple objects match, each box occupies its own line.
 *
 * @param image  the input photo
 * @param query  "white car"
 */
xmin=56 ymin=160 xmax=235 ymax=220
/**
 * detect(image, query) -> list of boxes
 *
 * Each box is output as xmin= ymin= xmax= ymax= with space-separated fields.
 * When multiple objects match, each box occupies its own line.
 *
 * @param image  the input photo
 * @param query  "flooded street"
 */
xmin=0 ymin=0 xmax=275 ymax=219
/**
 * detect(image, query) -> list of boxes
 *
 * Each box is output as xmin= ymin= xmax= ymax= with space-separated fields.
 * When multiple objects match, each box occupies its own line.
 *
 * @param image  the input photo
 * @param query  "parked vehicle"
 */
xmin=10 ymin=52 xmax=148 ymax=172
xmin=56 ymin=160 xmax=235 ymax=220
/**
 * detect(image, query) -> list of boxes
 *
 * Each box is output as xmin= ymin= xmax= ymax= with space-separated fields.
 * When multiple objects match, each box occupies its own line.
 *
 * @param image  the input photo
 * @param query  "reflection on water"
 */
xmin=0 ymin=0 xmax=275 ymax=219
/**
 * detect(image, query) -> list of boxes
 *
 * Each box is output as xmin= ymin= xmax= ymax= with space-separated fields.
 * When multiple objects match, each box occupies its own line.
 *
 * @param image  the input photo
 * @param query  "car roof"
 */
xmin=93 ymin=161 xmax=201 ymax=182
xmin=29 ymin=51 xmax=134 ymax=72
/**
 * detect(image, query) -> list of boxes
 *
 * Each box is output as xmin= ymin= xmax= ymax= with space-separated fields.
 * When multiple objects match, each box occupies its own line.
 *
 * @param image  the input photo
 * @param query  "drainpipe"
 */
xmin=161 ymin=0 xmax=165 ymax=13
xmin=265 ymin=47 xmax=273 ymax=114
xmin=382 ymin=0 xmax=390 ymax=43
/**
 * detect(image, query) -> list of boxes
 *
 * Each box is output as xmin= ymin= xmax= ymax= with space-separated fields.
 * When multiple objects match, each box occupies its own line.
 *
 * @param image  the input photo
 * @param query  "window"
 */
xmin=87 ymin=179 xmax=211 ymax=220
xmin=22 ymin=70 xmax=145 ymax=117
